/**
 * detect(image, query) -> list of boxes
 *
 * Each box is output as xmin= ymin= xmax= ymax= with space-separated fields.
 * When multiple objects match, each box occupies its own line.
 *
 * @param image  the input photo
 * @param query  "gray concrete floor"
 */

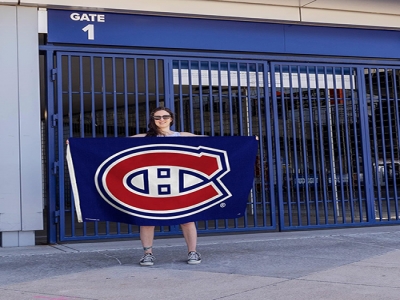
xmin=2 ymin=225 xmax=400 ymax=299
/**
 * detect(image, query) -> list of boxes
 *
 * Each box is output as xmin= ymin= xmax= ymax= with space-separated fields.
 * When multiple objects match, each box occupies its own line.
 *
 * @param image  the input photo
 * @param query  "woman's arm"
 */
xmin=131 ymin=133 xmax=147 ymax=137
xmin=179 ymin=132 xmax=196 ymax=136
xmin=179 ymin=132 xmax=209 ymax=136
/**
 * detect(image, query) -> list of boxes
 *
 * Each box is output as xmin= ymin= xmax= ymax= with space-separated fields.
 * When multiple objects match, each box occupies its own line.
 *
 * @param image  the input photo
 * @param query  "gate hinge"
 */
xmin=54 ymin=210 xmax=60 ymax=224
xmin=52 ymin=161 xmax=59 ymax=175
xmin=52 ymin=114 xmax=58 ymax=127
xmin=51 ymin=68 xmax=57 ymax=81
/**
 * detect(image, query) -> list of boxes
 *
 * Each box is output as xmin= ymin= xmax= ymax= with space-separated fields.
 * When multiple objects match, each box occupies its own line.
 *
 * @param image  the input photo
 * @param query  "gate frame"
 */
xmin=40 ymin=44 xmax=400 ymax=243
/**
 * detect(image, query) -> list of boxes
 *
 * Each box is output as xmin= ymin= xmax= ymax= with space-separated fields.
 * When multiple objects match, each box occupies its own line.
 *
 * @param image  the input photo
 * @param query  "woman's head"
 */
xmin=146 ymin=107 xmax=174 ymax=136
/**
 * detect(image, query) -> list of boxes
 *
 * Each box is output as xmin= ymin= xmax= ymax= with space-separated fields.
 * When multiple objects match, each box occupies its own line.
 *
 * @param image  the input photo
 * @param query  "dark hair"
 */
xmin=145 ymin=107 xmax=174 ymax=137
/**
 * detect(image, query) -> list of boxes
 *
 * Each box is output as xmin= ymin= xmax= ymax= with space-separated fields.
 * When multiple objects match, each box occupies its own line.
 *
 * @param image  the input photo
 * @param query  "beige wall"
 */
xmin=1 ymin=0 xmax=400 ymax=29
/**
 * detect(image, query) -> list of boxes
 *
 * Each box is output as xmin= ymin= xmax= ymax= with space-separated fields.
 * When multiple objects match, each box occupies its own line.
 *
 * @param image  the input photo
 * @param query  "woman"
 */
xmin=132 ymin=107 xmax=202 ymax=266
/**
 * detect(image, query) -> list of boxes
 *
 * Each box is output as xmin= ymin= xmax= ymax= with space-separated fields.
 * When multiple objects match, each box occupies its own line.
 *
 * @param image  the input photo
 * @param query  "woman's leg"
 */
xmin=180 ymin=222 xmax=197 ymax=252
xmin=140 ymin=226 xmax=155 ymax=253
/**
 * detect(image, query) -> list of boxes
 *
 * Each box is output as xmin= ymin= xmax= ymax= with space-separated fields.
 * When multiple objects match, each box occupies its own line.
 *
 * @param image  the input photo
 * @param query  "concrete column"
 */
xmin=0 ymin=5 xmax=43 ymax=247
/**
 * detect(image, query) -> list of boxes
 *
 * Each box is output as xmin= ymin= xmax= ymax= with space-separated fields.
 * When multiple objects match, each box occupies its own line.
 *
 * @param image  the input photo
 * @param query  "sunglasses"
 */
xmin=153 ymin=115 xmax=171 ymax=120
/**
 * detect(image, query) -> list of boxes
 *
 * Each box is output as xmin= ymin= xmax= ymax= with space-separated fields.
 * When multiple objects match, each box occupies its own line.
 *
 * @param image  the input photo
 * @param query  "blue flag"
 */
xmin=66 ymin=136 xmax=258 ymax=226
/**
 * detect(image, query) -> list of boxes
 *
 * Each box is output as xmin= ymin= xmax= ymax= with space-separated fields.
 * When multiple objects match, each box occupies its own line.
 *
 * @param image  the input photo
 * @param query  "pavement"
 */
xmin=2 ymin=226 xmax=400 ymax=300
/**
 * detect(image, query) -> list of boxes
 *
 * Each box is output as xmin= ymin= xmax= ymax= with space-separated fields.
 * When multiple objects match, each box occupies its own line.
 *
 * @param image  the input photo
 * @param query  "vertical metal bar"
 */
xmin=245 ymin=63 xmax=257 ymax=225
xmin=255 ymin=63 xmax=267 ymax=227
xmin=91 ymin=56 xmax=96 ymax=137
xmin=384 ymin=69 xmax=395 ymax=219
xmin=101 ymin=57 xmax=107 ymax=137
xmin=391 ymin=69 xmax=400 ymax=218
xmin=332 ymin=67 xmax=346 ymax=222
xmin=341 ymin=67 xmax=355 ymax=223
xmin=238 ymin=63 xmax=248 ymax=228
xmin=245 ymin=64 xmax=253 ymax=135
xmin=178 ymin=61 xmax=184 ymax=130
xmin=198 ymin=61 xmax=205 ymax=135
xmin=145 ymin=58 xmax=150 ymax=122
xmin=376 ymin=68 xmax=386 ymax=219
xmin=297 ymin=65 xmax=311 ymax=225
xmin=218 ymin=62 xmax=224 ymax=135
xmin=208 ymin=62 xmax=214 ymax=136
xmin=188 ymin=60 xmax=194 ymax=132
xmin=46 ymin=50 xmax=57 ymax=243
xmin=134 ymin=58 xmax=140 ymax=132
xmin=288 ymin=65 xmax=302 ymax=225
xmin=272 ymin=63 xmax=284 ymax=230
xmin=79 ymin=56 xmax=85 ymax=137
xmin=112 ymin=57 xmax=118 ymax=136
xmin=164 ymin=58 xmax=174 ymax=112
xmin=324 ymin=67 xmax=338 ymax=222
xmin=315 ymin=67 xmax=329 ymax=224
xmin=278 ymin=64 xmax=292 ymax=227
xmin=227 ymin=62 xmax=234 ymax=135
xmin=306 ymin=66 xmax=320 ymax=225
xmin=349 ymin=68 xmax=362 ymax=221
xmin=237 ymin=63 xmax=244 ymax=136
xmin=360 ymin=67 xmax=376 ymax=222
xmin=155 ymin=59 xmax=160 ymax=107
xmin=65 ymin=54 xmax=74 ymax=238
xmin=123 ymin=58 xmax=129 ymax=136
xmin=264 ymin=62 xmax=276 ymax=228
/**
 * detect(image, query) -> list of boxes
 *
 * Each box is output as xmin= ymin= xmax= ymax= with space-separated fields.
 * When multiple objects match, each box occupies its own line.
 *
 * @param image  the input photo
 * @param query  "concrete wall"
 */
xmin=0 ymin=6 xmax=43 ymax=247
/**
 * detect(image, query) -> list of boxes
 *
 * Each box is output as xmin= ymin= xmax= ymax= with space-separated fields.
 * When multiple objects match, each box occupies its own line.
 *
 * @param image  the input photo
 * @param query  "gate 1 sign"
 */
xmin=66 ymin=136 xmax=258 ymax=226
xmin=48 ymin=10 xmax=116 ymax=45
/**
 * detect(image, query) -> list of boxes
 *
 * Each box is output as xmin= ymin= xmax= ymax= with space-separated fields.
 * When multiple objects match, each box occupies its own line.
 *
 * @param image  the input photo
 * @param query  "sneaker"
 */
xmin=139 ymin=253 xmax=155 ymax=266
xmin=187 ymin=251 xmax=201 ymax=264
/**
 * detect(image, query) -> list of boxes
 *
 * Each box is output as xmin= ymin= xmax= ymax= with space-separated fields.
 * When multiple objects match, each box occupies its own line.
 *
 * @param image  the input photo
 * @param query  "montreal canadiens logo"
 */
xmin=94 ymin=144 xmax=231 ymax=220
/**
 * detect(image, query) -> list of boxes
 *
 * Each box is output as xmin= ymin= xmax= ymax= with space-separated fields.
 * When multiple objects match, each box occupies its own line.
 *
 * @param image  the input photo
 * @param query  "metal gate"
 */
xmin=269 ymin=63 xmax=400 ymax=229
xmin=364 ymin=67 xmax=400 ymax=222
xmin=47 ymin=51 xmax=275 ymax=242
xmin=46 ymin=49 xmax=400 ymax=242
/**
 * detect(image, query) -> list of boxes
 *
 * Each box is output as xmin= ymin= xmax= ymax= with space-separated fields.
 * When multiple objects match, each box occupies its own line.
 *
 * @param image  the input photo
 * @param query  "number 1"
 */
xmin=82 ymin=24 xmax=94 ymax=40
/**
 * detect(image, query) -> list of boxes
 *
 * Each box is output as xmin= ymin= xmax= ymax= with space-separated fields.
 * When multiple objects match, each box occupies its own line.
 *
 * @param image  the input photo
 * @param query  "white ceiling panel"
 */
xmin=216 ymin=0 xmax=300 ymax=6
xmin=302 ymin=8 xmax=400 ymax=29
xmin=214 ymin=0 xmax=400 ymax=15
xmin=302 ymin=0 xmax=400 ymax=15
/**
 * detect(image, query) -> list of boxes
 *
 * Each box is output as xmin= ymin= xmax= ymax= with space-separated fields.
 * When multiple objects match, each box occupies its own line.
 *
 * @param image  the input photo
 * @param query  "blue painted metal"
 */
xmin=363 ymin=67 xmax=400 ymax=222
xmin=47 ymin=10 xmax=400 ymax=60
xmin=270 ymin=62 xmax=375 ymax=230
xmin=45 ymin=46 xmax=400 ymax=242
xmin=49 ymin=51 xmax=277 ymax=242
xmin=171 ymin=58 xmax=276 ymax=232
xmin=45 ymin=50 xmax=58 ymax=244
xmin=40 ymin=44 xmax=400 ymax=67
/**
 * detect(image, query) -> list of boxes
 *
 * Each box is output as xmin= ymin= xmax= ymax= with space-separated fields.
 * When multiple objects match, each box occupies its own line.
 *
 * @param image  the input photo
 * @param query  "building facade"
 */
xmin=1 ymin=0 xmax=400 ymax=247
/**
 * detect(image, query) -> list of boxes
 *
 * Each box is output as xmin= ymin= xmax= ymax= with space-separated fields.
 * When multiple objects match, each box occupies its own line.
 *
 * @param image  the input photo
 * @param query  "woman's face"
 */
xmin=153 ymin=109 xmax=173 ymax=130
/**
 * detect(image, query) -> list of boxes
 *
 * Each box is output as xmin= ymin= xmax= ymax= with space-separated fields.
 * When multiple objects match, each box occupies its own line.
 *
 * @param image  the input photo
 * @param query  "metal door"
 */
xmin=48 ymin=52 xmax=276 ymax=242
xmin=270 ymin=63 xmax=371 ymax=229
xmin=364 ymin=67 xmax=400 ymax=222
xmin=171 ymin=58 xmax=276 ymax=232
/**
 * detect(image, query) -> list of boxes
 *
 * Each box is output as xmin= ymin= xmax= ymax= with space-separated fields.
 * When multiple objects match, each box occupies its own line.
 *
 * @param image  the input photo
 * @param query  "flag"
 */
xmin=66 ymin=136 xmax=258 ymax=226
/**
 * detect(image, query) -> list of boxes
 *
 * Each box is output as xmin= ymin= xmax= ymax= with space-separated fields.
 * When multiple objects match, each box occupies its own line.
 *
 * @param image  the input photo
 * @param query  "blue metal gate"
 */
xmin=364 ymin=67 xmax=400 ymax=222
xmin=45 ymin=48 xmax=400 ymax=242
xmin=269 ymin=63 xmax=400 ymax=229
xmin=48 ymin=51 xmax=276 ymax=242
xmin=270 ymin=63 xmax=369 ymax=229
